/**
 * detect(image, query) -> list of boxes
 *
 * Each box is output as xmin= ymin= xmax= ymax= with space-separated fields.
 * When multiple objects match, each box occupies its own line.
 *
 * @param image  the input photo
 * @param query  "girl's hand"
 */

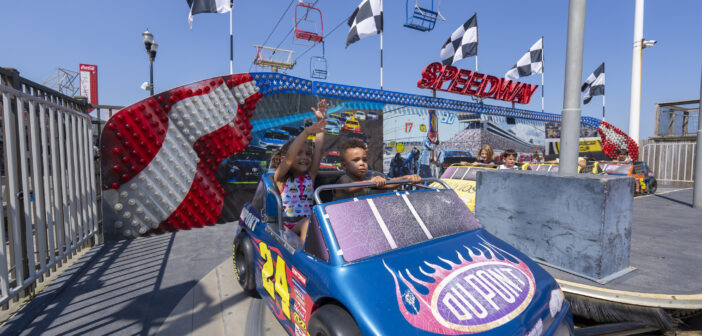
xmin=311 ymin=99 xmax=329 ymax=120
xmin=305 ymin=119 xmax=327 ymax=135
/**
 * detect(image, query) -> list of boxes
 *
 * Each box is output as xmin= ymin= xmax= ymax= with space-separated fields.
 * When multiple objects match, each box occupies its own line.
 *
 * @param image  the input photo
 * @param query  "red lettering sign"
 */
xmin=417 ymin=62 xmax=538 ymax=105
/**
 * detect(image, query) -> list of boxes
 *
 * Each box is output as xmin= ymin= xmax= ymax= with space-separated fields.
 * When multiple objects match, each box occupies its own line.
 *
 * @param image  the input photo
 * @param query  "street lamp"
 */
xmin=141 ymin=29 xmax=158 ymax=96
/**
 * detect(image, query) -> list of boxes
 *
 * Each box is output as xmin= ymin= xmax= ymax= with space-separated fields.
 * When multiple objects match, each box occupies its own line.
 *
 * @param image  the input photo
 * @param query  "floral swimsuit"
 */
xmin=280 ymin=174 xmax=314 ymax=229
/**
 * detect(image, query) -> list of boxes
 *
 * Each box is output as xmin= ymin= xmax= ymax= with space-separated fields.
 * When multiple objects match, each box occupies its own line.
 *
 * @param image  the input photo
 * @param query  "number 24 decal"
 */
xmin=260 ymin=242 xmax=291 ymax=319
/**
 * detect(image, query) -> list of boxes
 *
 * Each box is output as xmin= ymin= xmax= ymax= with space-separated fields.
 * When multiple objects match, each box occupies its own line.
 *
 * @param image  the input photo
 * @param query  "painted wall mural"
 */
xmin=101 ymin=72 xmax=636 ymax=240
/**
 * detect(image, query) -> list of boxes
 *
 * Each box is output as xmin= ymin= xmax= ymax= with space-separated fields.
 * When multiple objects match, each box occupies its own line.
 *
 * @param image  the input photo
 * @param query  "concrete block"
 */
xmin=475 ymin=170 xmax=633 ymax=281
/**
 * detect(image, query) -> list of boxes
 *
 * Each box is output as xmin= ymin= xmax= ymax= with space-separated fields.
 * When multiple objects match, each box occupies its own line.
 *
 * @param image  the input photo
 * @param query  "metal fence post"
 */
xmin=693 ymin=69 xmax=702 ymax=208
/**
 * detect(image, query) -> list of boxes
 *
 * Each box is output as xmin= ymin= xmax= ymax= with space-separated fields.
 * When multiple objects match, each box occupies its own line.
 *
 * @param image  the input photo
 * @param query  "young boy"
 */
xmin=335 ymin=139 xmax=421 ymax=200
xmin=615 ymin=148 xmax=632 ymax=163
xmin=498 ymin=149 xmax=518 ymax=169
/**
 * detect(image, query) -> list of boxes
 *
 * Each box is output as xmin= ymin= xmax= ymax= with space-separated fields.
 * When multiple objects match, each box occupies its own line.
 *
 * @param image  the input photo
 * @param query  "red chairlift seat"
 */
xmin=294 ymin=2 xmax=324 ymax=43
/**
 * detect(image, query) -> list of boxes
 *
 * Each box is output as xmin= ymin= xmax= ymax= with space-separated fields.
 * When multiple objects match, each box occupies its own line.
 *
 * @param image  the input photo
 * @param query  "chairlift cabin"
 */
xmin=310 ymin=42 xmax=328 ymax=79
xmin=294 ymin=2 xmax=324 ymax=43
xmin=253 ymin=45 xmax=296 ymax=72
xmin=404 ymin=0 xmax=445 ymax=32
xmin=310 ymin=56 xmax=327 ymax=79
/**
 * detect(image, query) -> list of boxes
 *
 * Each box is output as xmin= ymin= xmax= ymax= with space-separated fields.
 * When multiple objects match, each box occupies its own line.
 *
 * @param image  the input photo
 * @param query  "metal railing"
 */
xmin=0 ymin=70 xmax=99 ymax=307
xmin=642 ymin=142 xmax=696 ymax=185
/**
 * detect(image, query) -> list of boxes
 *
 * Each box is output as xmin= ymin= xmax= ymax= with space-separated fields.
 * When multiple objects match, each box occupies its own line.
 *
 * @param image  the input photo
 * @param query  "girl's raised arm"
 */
xmin=274 ymin=120 xmax=326 ymax=182
xmin=309 ymin=99 xmax=329 ymax=179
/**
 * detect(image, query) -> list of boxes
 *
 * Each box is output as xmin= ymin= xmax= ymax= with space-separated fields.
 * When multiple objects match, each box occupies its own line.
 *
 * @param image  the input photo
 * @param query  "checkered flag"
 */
xmin=505 ymin=37 xmax=543 ymax=80
xmin=582 ymin=62 xmax=605 ymax=104
xmin=346 ymin=0 xmax=383 ymax=48
xmin=440 ymin=14 xmax=478 ymax=66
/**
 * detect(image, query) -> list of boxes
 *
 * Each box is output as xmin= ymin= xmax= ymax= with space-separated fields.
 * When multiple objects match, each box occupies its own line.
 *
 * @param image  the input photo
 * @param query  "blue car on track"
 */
xmin=233 ymin=172 xmax=574 ymax=336
xmin=259 ymin=129 xmax=290 ymax=149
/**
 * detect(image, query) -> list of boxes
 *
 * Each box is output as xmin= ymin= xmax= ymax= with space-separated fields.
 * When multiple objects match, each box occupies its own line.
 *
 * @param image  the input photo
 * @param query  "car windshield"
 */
xmin=264 ymin=131 xmax=288 ymax=140
xmin=241 ymin=153 xmax=267 ymax=161
xmin=445 ymin=150 xmax=470 ymax=158
xmin=325 ymin=155 xmax=341 ymax=164
xmin=324 ymin=189 xmax=481 ymax=262
xmin=530 ymin=164 xmax=559 ymax=173
xmin=347 ymin=120 xmax=358 ymax=126
xmin=441 ymin=166 xmax=493 ymax=180
xmin=600 ymin=163 xmax=630 ymax=174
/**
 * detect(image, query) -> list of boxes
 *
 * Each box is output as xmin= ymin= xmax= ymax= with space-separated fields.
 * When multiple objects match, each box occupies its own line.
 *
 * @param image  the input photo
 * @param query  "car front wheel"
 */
xmin=307 ymin=304 xmax=361 ymax=336
xmin=233 ymin=233 xmax=260 ymax=298
xmin=647 ymin=178 xmax=657 ymax=194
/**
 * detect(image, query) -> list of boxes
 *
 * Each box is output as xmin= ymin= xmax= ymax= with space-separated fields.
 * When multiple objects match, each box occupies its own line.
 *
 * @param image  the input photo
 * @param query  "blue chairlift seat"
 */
xmin=404 ymin=0 xmax=442 ymax=32
xmin=310 ymin=56 xmax=327 ymax=79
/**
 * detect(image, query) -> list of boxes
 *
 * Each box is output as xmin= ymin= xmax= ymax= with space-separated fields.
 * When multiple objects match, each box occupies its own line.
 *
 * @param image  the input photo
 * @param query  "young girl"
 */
xmin=475 ymin=144 xmax=496 ymax=165
xmin=272 ymin=99 xmax=328 ymax=241
xmin=460 ymin=144 xmax=496 ymax=166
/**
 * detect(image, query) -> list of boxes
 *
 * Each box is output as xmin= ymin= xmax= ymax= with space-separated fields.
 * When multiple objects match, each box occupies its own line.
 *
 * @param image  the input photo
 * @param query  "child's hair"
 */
xmin=503 ymin=149 xmax=517 ymax=159
xmin=270 ymin=139 xmax=314 ymax=180
xmin=339 ymin=138 xmax=366 ymax=161
xmin=478 ymin=144 xmax=494 ymax=161
xmin=618 ymin=148 xmax=629 ymax=155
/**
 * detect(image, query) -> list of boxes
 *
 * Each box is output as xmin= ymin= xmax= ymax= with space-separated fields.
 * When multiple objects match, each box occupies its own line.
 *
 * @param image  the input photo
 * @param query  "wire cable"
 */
xmin=293 ymin=14 xmax=348 ymax=63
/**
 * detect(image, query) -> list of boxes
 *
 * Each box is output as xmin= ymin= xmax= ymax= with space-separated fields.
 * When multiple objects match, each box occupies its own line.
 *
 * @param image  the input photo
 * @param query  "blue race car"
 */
xmin=233 ymin=172 xmax=574 ymax=336
xmin=219 ymin=145 xmax=271 ymax=184
xmin=259 ymin=129 xmax=290 ymax=149
xmin=324 ymin=118 xmax=341 ymax=135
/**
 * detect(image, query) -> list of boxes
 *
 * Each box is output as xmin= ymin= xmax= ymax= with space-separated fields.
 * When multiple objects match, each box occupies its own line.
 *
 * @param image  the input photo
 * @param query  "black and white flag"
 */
xmin=346 ymin=0 xmax=383 ymax=48
xmin=440 ymin=14 xmax=478 ymax=66
xmin=582 ymin=62 xmax=605 ymax=104
xmin=187 ymin=0 xmax=231 ymax=29
xmin=505 ymin=37 xmax=543 ymax=80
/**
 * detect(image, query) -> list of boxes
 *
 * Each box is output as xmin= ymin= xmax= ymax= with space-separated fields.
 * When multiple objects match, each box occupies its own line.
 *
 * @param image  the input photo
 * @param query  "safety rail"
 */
xmin=0 ymin=81 xmax=99 ymax=307
xmin=313 ymin=177 xmax=449 ymax=204
xmin=642 ymin=142 xmax=696 ymax=185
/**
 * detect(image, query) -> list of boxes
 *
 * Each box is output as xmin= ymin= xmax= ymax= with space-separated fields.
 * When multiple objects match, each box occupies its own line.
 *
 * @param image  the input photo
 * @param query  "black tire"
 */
xmin=233 ymin=233 xmax=260 ymax=298
xmin=647 ymin=178 xmax=657 ymax=194
xmin=307 ymin=304 xmax=361 ymax=336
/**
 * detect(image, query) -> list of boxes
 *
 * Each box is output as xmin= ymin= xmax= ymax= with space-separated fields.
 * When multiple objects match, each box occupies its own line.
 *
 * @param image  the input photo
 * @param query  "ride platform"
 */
xmin=541 ymin=187 xmax=702 ymax=330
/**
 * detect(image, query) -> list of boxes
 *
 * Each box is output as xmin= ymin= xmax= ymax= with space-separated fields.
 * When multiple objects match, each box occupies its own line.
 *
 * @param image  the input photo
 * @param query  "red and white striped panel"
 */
xmin=597 ymin=121 xmax=639 ymax=161
xmin=100 ymin=74 xmax=262 ymax=238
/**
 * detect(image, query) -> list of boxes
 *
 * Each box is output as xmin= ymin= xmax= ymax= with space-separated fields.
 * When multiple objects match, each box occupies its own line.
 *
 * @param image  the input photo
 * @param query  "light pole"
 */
xmin=628 ymin=0 xmax=656 ymax=145
xmin=142 ymin=29 xmax=158 ymax=96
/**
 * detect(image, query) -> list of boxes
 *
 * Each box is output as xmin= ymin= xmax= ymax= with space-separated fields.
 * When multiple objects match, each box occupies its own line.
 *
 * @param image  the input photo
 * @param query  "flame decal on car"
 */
xmin=384 ymin=236 xmax=536 ymax=334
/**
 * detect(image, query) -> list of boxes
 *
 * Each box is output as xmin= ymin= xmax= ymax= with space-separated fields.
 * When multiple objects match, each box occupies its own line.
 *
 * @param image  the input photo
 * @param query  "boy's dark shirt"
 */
xmin=334 ymin=171 xmax=385 ymax=200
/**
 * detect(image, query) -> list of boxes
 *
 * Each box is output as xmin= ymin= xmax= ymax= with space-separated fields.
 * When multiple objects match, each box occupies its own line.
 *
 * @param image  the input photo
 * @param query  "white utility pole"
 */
xmin=628 ymin=0 xmax=644 ymax=144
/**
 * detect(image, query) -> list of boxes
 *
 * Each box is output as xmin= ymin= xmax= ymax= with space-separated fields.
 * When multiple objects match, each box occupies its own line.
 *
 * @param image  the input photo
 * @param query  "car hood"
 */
xmin=330 ymin=229 xmax=561 ymax=335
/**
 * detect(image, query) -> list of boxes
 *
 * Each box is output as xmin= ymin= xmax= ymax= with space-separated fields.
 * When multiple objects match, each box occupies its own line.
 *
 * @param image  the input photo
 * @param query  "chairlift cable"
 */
xmin=293 ymin=14 xmax=347 ymax=63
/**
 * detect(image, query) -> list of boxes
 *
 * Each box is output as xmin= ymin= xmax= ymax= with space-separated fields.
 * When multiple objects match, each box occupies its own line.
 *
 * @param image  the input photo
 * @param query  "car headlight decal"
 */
xmin=549 ymin=288 xmax=565 ymax=318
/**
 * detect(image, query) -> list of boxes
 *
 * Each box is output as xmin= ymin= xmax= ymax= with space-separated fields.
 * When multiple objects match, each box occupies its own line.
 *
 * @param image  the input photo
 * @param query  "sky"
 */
xmin=1 ymin=0 xmax=700 ymax=140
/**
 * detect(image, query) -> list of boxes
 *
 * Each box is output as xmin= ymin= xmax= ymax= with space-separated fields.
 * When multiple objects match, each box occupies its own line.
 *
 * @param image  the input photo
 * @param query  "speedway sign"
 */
xmin=417 ymin=62 xmax=539 ymax=105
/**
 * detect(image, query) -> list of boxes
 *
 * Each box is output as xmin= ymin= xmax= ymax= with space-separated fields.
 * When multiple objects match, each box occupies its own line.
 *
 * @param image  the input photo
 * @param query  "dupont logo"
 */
xmin=384 ymin=237 xmax=537 ymax=335
xmin=432 ymin=261 xmax=534 ymax=331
